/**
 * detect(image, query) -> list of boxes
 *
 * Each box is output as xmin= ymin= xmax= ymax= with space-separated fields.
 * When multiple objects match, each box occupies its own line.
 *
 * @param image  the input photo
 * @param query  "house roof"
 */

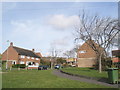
xmin=13 ymin=46 xmax=40 ymax=58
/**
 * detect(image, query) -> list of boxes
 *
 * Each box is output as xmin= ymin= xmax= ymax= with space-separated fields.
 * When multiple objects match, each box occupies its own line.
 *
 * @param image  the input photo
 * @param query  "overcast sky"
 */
xmin=2 ymin=2 xmax=118 ymax=56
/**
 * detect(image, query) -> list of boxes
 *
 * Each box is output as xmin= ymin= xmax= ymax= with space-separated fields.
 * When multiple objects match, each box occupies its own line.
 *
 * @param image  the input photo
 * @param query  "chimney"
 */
xmin=10 ymin=42 xmax=13 ymax=46
xmin=32 ymin=49 xmax=35 ymax=52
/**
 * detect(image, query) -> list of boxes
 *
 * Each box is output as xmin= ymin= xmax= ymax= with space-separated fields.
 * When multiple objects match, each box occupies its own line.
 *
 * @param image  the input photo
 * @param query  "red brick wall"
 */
xmin=77 ymin=58 xmax=96 ymax=67
xmin=2 ymin=46 xmax=40 ymax=67
xmin=77 ymin=42 xmax=96 ymax=58
xmin=19 ymin=55 xmax=40 ymax=65
xmin=112 ymin=57 xmax=120 ymax=63
xmin=2 ymin=46 xmax=19 ymax=62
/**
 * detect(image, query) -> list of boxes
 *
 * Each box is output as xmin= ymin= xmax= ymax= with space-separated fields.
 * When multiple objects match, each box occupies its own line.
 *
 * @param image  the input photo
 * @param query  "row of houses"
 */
xmin=1 ymin=41 xmax=120 ymax=69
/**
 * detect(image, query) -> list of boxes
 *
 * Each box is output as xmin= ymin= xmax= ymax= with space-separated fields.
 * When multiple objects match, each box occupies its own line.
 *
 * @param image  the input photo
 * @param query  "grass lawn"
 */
xmin=61 ymin=67 xmax=113 ymax=79
xmin=2 ymin=69 xmax=111 ymax=88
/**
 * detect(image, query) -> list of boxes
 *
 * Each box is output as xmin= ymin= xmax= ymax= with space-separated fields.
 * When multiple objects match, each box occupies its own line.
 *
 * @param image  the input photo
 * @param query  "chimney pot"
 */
xmin=10 ymin=42 xmax=13 ymax=46
xmin=32 ymin=49 xmax=35 ymax=52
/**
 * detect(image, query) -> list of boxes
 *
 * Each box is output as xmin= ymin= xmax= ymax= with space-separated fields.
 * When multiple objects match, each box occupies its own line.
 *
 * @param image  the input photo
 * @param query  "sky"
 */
xmin=1 ymin=2 xmax=118 ymax=56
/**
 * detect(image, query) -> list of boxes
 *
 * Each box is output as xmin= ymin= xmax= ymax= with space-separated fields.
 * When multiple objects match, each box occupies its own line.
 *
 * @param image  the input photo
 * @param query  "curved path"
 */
xmin=53 ymin=70 xmax=119 ymax=88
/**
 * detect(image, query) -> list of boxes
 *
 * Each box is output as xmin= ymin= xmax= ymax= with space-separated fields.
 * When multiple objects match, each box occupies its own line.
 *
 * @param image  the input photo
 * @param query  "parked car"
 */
xmin=54 ymin=65 xmax=61 ymax=69
xmin=38 ymin=65 xmax=48 ymax=70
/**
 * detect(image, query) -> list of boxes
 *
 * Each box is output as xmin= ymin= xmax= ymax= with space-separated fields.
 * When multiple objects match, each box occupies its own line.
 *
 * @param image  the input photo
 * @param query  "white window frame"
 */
xmin=12 ymin=61 xmax=16 ymax=65
xmin=20 ymin=61 xmax=25 ymax=64
xmin=20 ymin=55 xmax=25 ymax=58
xmin=36 ymin=63 xmax=39 ymax=66
xmin=27 ymin=56 xmax=30 ymax=59
xmin=31 ymin=57 xmax=34 ymax=59
xmin=79 ymin=50 xmax=86 ymax=53
xmin=36 ymin=58 xmax=39 ymax=60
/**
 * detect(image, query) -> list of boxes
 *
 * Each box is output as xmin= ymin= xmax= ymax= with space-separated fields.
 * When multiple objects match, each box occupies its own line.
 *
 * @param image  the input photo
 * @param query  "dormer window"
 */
xmin=79 ymin=50 xmax=86 ymax=53
xmin=21 ymin=55 xmax=25 ymax=58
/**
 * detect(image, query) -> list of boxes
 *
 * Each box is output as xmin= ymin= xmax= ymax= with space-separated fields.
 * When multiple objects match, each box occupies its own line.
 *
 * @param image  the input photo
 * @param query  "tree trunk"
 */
xmin=98 ymin=52 xmax=103 ymax=73
xmin=99 ymin=55 xmax=102 ymax=73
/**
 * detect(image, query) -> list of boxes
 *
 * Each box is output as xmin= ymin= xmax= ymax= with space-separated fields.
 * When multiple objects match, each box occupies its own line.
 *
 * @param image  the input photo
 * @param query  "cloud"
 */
xmin=47 ymin=14 xmax=79 ymax=30
xmin=3 ymin=2 xmax=17 ymax=10
xmin=51 ymin=36 xmax=70 ymax=46
xmin=9 ymin=20 xmax=45 ymax=46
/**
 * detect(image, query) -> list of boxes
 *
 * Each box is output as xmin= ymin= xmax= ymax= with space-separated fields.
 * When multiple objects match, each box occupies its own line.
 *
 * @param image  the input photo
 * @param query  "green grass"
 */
xmin=2 ymin=69 xmax=111 ymax=88
xmin=61 ymin=67 xmax=108 ymax=79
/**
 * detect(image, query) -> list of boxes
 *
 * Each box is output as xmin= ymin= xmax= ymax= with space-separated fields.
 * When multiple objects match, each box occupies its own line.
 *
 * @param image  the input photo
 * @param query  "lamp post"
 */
xmin=6 ymin=40 xmax=9 ymax=70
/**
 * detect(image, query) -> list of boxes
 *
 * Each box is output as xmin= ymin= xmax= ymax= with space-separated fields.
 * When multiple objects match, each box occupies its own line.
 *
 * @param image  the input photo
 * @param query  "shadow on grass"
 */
xmin=98 ymin=77 xmax=109 ymax=83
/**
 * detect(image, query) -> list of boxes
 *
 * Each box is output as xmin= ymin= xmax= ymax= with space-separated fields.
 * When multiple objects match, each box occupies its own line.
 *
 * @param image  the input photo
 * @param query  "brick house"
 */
xmin=1 ymin=42 xmax=41 ymax=69
xmin=77 ymin=40 xmax=103 ymax=67
xmin=112 ymin=50 xmax=120 ymax=63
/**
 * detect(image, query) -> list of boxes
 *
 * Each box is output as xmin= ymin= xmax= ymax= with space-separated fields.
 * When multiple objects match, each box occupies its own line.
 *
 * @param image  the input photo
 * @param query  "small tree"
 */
xmin=75 ymin=11 xmax=119 ymax=73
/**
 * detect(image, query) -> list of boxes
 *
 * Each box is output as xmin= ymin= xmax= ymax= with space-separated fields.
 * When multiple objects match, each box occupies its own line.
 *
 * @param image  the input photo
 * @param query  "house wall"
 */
xmin=2 ymin=45 xmax=40 ymax=68
xmin=112 ymin=57 xmax=120 ymax=63
xmin=19 ymin=55 xmax=40 ymax=65
xmin=77 ymin=58 xmax=96 ymax=67
xmin=2 ymin=46 xmax=19 ymax=62
xmin=77 ymin=42 xmax=96 ymax=58
xmin=77 ymin=41 xmax=99 ymax=67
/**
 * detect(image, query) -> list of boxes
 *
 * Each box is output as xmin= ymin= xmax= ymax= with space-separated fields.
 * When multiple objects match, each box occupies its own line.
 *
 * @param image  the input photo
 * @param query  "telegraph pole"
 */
xmin=6 ymin=40 xmax=9 ymax=70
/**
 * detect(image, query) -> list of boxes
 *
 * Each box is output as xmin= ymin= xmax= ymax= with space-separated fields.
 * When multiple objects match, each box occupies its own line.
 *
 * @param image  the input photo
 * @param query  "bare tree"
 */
xmin=49 ymin=44 xmax=62 ymax=69
xmin=63 ymin=51 xmax=73 ymax=59
xmin=75 ymin=11 xmax=119 ymax=73
xmin=63 ymin=46 xmax=78 ymax=59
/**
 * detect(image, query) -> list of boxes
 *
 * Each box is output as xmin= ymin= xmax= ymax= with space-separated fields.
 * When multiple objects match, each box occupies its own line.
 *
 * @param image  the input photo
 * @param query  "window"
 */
xmin=21 ymin=55 xmax=25 ymax=58
xmin=27 ymin=56 xmax=30 ymax=59
xmin=36 ymin=63 xmax=39 ymax=66
xmin=33 ymin=62 xmax=35 ymax=65
xmin=36 ymin=58 xmax=39 ymax=60
xmin=79 ymin=51 xmax=86 ymax=53
xmin=31 ymin=57 xmax=34 ymax=59
xmin=12 ymin=61 xmax=16 ymax=65
xmin=20 ymin=61 xmax=24 ymax=64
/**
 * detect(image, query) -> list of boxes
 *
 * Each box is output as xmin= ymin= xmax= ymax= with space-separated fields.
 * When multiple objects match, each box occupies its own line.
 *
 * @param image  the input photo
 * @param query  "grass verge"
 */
xmin=2 ymin=69 xmax=111 ymax=88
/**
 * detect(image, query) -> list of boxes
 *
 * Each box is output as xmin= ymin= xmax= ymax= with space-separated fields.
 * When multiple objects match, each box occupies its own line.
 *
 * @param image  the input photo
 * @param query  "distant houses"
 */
xmin=1 ymin=41 xmax=118 ymax=69
xmin=112 ymin=50 xmax=120 ymax=63
xmin=1 ymin=42 xmax=42 ymax=69
xmin=66 ymin=58 xmax=77 ymax=67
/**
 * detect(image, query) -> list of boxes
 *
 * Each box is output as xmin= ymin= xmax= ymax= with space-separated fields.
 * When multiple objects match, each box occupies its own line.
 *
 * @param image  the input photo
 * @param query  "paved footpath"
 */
xmin=53 ymin=70 xmax=119 ymax=88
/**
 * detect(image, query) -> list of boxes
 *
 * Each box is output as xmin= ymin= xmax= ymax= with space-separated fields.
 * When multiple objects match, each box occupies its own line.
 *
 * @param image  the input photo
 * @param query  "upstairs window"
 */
xmin=27 ymin=56 xmax=30 ymax=59
xmin=20 ymin=55 xmax=25 ymax=58
xmin=79 ymin=50 xmax=86 ymax=53
xmin=31 ymin=57 xmax=34 ymax=59
xmin=36 ymin=58 xmax=39 ymax=60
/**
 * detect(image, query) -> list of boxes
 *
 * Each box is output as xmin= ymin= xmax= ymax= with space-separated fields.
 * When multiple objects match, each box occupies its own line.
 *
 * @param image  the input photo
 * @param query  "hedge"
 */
xmin=12 ymin=64 xmax=26 ymax=68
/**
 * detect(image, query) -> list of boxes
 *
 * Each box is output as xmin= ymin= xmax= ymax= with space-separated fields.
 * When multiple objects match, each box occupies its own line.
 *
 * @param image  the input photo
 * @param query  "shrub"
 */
xmin=94 ymin=57 xmax=112 ymax=71
xmin=12 ymin=64 xmax=26 ymax=68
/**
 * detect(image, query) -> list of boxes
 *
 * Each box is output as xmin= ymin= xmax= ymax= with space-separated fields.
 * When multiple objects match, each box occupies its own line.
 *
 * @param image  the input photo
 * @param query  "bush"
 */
xmin=12 ymin=64 xmax=26 ymax=68
xmin=94 ymin=57 xmax=112 ymax=71
xmin=113 ymin=62 xmax=120 ymax=68
xmin=62 ymin=63 xmax=70 ymax=68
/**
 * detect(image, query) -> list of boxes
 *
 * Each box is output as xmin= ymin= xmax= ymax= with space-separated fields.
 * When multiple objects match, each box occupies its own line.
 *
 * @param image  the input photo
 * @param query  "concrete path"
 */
xmin=53 ymin=70 xmax=119 ymax=88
